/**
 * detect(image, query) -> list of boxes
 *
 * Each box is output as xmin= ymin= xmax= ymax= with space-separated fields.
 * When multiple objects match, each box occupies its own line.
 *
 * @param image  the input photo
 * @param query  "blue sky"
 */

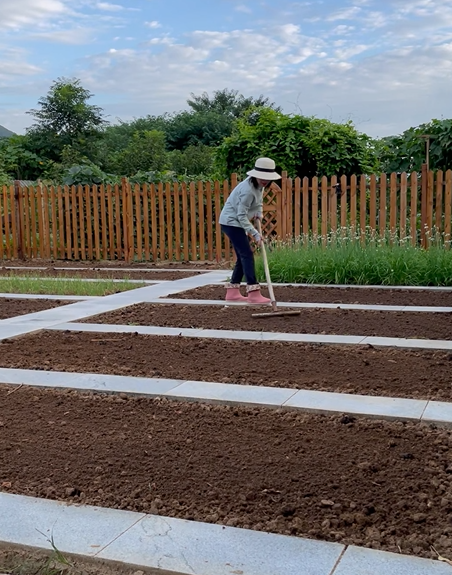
xmin=1 ymin=0 xmax=451 ymax=137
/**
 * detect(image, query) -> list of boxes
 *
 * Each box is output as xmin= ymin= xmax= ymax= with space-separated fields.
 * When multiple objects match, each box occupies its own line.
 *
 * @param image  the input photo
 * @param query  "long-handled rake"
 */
xmin=251 ymin=220 xmax=301 ymax=319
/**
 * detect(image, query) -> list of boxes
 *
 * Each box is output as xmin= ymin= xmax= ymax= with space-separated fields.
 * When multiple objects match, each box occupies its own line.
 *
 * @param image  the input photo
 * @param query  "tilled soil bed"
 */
xmin=0 ymin=298 xmax=71 ymax=320
xmin=82 ymin=303 xmax=452 ymax=340
xmin=0 ymin=268 xmax=201 ymax=281
xmin=0 ymin=259 xmax=230 ymax=270
xmin=1 ymin=331 xmax=452 ymax=401
xmin=168 ymin=285 xmax=452 ymax=307
xmin=1 ymin=387 xmax=452 ymax=559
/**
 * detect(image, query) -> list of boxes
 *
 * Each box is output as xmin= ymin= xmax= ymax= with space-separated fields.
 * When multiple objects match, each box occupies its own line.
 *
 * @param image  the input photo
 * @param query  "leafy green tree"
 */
xmin=216 ymin=108 xmax=377 ymax=178
xmin=168 ymin=144 xmax=215 ymax=176
xmin=108 ymin=130 xmax=168 ymax=175
xmin=378 ymin=119 xmax=452 ymax=173
xmin=187 ymin=88 xmax=280 ymax=118
xmin=0 ymin=135 xmax=47 ymax=180
xmin=26 ymin=77 xmax=106 ymax=163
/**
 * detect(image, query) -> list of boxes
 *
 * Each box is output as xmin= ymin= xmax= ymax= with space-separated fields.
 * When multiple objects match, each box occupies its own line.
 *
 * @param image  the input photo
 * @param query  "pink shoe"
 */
xmin=246 ymin=285 xmax=271 ymax=304
xmin=225 ymin=283 xmax=247 ymax=302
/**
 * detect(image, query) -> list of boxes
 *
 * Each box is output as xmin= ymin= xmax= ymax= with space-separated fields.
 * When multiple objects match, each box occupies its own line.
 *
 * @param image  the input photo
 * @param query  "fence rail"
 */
xmin=1 ymin=166 xmax=451 ymax=262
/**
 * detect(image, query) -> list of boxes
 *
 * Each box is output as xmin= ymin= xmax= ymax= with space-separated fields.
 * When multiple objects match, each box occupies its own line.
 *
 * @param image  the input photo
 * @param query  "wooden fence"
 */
xmin=1 ymin=165 xmax=451 ymax=262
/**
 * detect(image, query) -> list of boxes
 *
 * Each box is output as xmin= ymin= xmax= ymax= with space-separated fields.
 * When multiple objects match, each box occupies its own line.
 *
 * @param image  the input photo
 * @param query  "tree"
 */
xmin=216 ymin=108 xmax=378 ymax=179
xmin=108 ymin=130 xmax=168 ymax=176
xmin=378 ymin=119 xmax=452 ymax=173
xmin=187 ymin=88 xmax=280 ymax=118
xmin=26 ymin=77 xmax=106 ymax=163
xmin=0 ymin=135 xmax=46 ymax=180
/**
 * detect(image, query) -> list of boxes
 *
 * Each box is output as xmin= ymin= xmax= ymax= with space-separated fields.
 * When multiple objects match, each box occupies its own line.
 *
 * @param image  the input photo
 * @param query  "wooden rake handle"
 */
xmin=255 ymin=219 xmax=277 ymax=312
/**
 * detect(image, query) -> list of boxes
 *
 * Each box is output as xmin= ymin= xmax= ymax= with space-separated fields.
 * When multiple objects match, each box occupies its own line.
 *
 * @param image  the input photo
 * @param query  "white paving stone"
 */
xmin=69 ymin=373 xmax=185 ymax=396
xmin=0 ymin=368 xmax=81 ymax=386
xmin=284 ymin=389 xmax=428 ymax=420
xmin=0 ymin=493 xmax=145 ymax=557
xmin=262 ymin=332 xmax=366 ymax=344
xmin=98 ymin=512 xmax=343 ymax=575
xmin=50 ymin=323 xmax=204 ymax=337
xmin=166 ymin=380 xmax=297 ymax=407
xmin=422 ymin=401 xmax=452 ymax=427
xmin=0 ymin=293 xmax=97 ymax=300
xmin=334 ymin=545 xmax=452 ymax=575
xmin=361 ymin=336 xmax=452 ymax=351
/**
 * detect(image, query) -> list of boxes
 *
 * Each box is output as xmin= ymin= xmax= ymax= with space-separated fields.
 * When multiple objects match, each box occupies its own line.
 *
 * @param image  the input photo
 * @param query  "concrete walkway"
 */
xmin=1 ymin=270 xmax=452 ymax=574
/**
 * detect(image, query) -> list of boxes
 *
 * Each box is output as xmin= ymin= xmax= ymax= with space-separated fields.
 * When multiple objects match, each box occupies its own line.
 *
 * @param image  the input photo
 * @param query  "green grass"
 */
xmin=255 ymin=229 xmax=452 ymax=286
xmin=0 ymin=277 xmax=146 ymax=295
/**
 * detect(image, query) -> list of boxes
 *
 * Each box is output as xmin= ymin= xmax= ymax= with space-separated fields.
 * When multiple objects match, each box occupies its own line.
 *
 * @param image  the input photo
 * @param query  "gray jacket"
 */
xmin=218 ymin=177 xmax=263 ymax=238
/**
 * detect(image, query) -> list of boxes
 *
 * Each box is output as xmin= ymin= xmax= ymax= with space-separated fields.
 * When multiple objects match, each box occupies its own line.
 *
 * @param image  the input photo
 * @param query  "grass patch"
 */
xmin=256 ymin=229 xmax=452 ymax=286
xmin=0 ymin=277 xmax=145 ymax=296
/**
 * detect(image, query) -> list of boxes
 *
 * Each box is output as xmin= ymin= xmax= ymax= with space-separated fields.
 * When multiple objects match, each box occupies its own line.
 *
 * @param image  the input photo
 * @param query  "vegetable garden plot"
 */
xmin=1 ymin=331 xmax=452 ymax=401
xmin=0 ymin=298 xmax=72 ymax=320
xmin=80 ymin=303 xmax=452 ymax=340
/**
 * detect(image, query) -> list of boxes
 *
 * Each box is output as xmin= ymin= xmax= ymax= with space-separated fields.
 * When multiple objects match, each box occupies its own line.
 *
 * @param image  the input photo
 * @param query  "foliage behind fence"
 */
xmin=1 ymin=166 xmax=451 ymax=262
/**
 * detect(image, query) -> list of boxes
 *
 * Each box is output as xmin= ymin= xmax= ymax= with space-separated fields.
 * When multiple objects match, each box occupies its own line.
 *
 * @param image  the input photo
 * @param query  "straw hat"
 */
xmin=246 ymin=157 xmax=281 ymax=180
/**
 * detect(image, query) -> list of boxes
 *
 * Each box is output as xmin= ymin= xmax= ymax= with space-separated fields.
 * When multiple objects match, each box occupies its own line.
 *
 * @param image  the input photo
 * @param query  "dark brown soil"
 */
xmin=168 ymin=285 xmax=452 ymax=307
xmin=82 ymin=303 xmax=452 ymax=340
xmin=1 ymin=331 xmax=452 ymax=401
xmin=1 ymin=386 xmax=452 ymax=559
xmin=0 ymin=298 xmax=71 ymax=320
xmin=0 ymin=268 xmax=201 ymax=281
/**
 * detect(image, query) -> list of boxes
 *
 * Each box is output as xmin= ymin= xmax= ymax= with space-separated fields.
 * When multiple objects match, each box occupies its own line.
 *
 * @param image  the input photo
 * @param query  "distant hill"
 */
xmin=0 ymin=125 xmax=15 ymax=138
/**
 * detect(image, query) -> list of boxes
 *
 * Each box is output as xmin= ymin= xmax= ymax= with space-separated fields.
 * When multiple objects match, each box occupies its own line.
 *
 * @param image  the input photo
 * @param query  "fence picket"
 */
xmin=444 ymin=170 xmax=452 ymax=249
xmin=173 ymin=182 xmax=181 ymax=261
xmin=410 ymin=172 xmax=418 ymax=246
xmin=205 ymin=181 xmax=214 ymax=260
xmin=311 ymin=177 xmax=318 ymax=239
xmin=400 ymin=173 xmax=407 ymax=241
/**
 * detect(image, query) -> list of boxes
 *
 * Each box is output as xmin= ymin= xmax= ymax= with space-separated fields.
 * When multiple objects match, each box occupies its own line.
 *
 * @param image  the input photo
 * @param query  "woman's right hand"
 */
xmin=253 ymin=233 xmax=263 ymax=246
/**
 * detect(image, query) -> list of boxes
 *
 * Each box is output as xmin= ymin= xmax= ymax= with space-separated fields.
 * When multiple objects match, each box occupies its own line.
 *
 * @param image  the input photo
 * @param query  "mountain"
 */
xmin=0 ymin=125 xmax=15 ymax=138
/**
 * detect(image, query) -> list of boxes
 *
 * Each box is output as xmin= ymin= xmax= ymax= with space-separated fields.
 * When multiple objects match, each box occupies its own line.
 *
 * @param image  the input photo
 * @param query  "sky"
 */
xmin=1 ymin=0 xmax=451 ymax=138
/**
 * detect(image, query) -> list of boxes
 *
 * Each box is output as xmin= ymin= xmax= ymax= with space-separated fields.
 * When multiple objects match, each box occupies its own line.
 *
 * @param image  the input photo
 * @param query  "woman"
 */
xmin=219 ymin=157 xmax=281 ymax=303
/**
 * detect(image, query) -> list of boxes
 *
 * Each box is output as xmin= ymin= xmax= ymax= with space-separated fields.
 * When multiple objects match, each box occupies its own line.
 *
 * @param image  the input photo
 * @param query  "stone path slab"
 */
xmin=0 ymin=492 xmax=448 ymax=575
xmin=0 ymin=368 xmax=446 ymax=427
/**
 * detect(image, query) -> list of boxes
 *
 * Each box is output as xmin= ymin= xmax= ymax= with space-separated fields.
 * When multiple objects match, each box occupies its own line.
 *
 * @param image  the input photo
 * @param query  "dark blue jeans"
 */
xmin=221 ymin=224 xmax=258 ymax=285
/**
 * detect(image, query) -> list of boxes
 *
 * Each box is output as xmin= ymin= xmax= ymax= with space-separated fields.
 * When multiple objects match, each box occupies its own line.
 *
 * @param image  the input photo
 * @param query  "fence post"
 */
xmin=14 ymin=180 xmax=24 ymax=260
xmin=421 ymin=163 xmax=428 ymax=248
xmin=280 ymin=171 xmax=288 ymax=239
xmin=121 ymin=177 xmax=130 ymax=263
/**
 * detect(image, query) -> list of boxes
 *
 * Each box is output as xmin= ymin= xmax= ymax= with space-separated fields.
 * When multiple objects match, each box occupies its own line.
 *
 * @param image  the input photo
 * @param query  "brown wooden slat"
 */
xmin=142 ymin=184 xmax=150 ymax=261
xmin=291 ymin=178 xmax=299 ymax=237
xmin=359 ymin=175 xmax=367 ymax=240
xmin=78 ymin=185 xmax=86 ymax=260
xmin=181 ymin=182 xmax=189 ymax=261
xmin=92 ymin=185 xmax=101 ymax=260
xmin=427 ymin=170 xmax=434 ymax=233
xmin=166 ymin=182 xmax=173 ymax=261
xmin=127 ymin=182 xmax=134 ymax=262
xmin=172 ymin=183 xmax=180 ymax=261
xmin=107 ymin=184 xmax=115 ymax=260
xmin=49 ymin=186 xmax=58 ymax=260
xmin=57 ymin=186 xmax=65 ymax=259
xmin=369 ymin=174 xmax=377 ymax=234
xmin=121 ymin=180 xmax=129 ymax=262
xmin=0 ymin=187 xmax=5 ymax=259
xmin=350 ymin=175 xmax=357 ymax=232
xmin=157 ymin=182 xmax=165 ymax=260
xmin=400 ymin=172 xmax=407 ymax=241
xmin=150 ymin=184 xmax=158 ymax=261
xmin=30 ymin=187 xmax=39 ymax=258
xmin=197 ymin=181 xmax=205 ymax=260
xmin=444 ymin=170 xmax=452 ymax=249
xmin=9 ymin=184 xmax=17 ymax=258
xmin=410 ymin=172 xmax=418 ymax=246
xmin=134 ymin=183 xmax=142 ymax=261
xmin=86 ymin=185 xmax=93 ymax=260
xmin=340 ymin=175 xmax=347 ymax=229
xmin=379 ymin=174 xmax=387 ymax=239
xmin=43 ymin=185 xmax=51 ymax=258
xmin=205 ymin=181 xmax=213 ymax=261
xmin=330 ymin=175 xmax=337 ymax=233
xmin=100 ymin=184 xmax=108 ymax=260
xmin=321 ymin=176 xmax=328 ymax=243
xmin=311 ymin=177 xmax=318 ymax=239
xmin=436 ymin=170 xmax=444 ymax=232
xmin=70 ymin=186 xmax=78 ymax=260
xmin=189 ymin=182 xmax=197 ymax=261
xmin=36 ymin=186 xmax=45 ymax=258
xmin=389 ymin=173 xmax=397 ymax=237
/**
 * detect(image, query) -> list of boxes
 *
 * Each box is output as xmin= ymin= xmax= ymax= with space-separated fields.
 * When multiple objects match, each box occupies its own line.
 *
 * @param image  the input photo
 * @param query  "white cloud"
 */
xmin=96 ymin=2 xmax=124 ymax=11
xmin=145 ymin=20 xmax=161 ymax=28
xmin=0 ymin=0 xmax=67 ymax=28
xmin=30 ymin=27 xmax=96 ymax=44
xmin=235 ymin=4 xmax=252 ymax=13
